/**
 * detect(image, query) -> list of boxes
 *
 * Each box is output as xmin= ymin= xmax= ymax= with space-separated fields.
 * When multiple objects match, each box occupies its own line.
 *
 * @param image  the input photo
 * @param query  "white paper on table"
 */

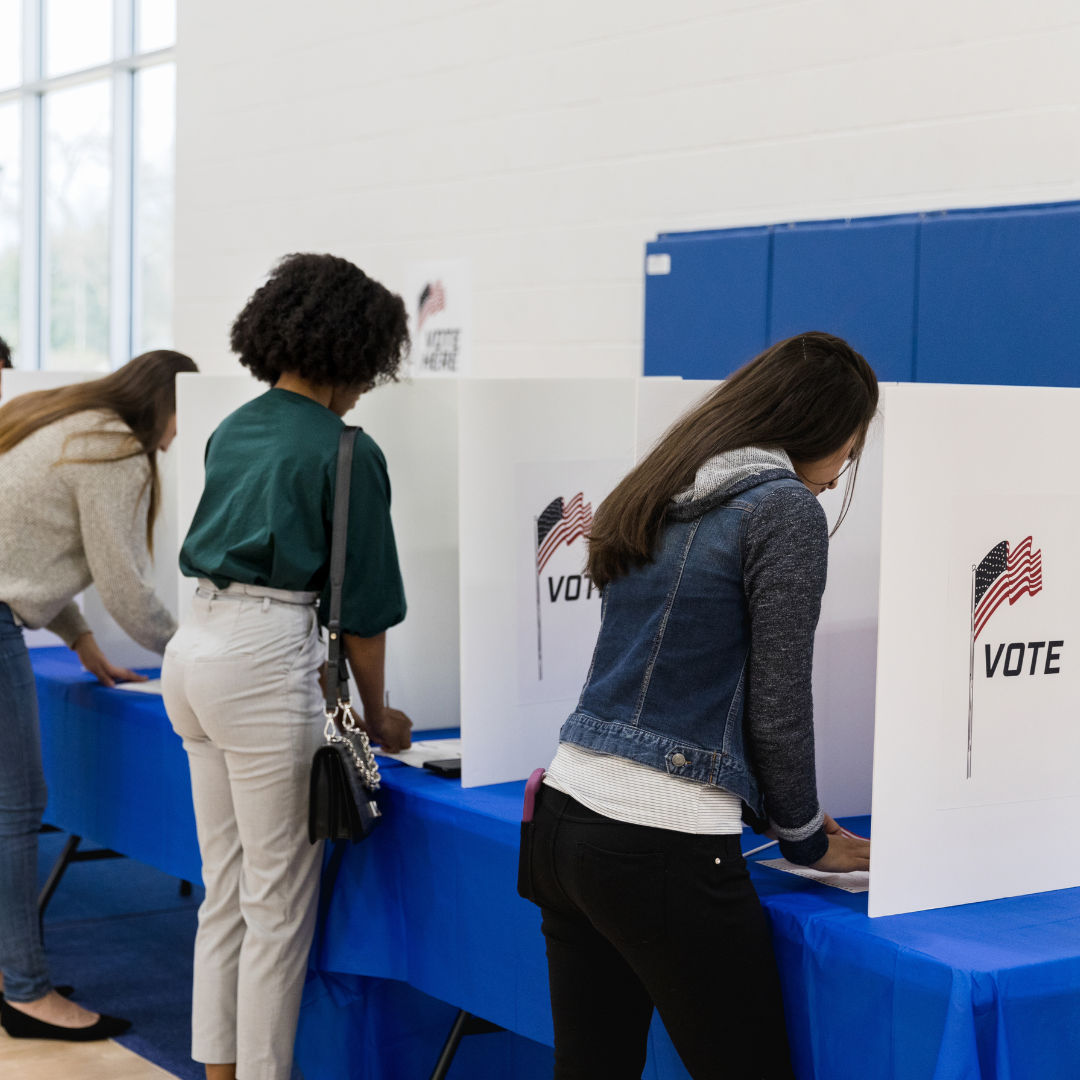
xmin=375 ymin=738 xmax=462 ymax=769
xmin=113 ymin=679 xmax=163 ymax=695
xmin=758 ymin=858 xmax=869 ymax=893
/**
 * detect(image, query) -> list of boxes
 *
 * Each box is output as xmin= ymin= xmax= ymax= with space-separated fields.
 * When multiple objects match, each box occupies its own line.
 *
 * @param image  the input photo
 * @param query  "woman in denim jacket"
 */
xmin=522 ymin=332 xmax=877 ymax=1080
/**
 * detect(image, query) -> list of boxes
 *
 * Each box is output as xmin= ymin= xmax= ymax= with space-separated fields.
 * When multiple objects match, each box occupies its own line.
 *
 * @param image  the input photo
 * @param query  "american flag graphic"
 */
xmin=967 ymin=534 xmax=1043 ymax=778
xmin=973 ymin=537 xmax=1043 ymax=641
xmin=417 ymin=281 xmax=445 ymax=330
xmin=536 ymin=493 xmax=593 ymax=573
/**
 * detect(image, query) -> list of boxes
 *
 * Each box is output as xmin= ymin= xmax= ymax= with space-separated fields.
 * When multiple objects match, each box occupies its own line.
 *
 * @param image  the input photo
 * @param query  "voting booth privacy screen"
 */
xmin=175 ymin=374 xmax=461 ymax=733
xmin=869 ymin=384 xmax=1080 ymax=916
xmin=458 ymin=378 xmax=720 ymax=787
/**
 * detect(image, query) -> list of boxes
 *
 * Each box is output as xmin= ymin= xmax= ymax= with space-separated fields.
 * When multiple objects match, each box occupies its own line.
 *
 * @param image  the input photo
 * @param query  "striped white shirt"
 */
xmin=544 ymin=743 xmax=744 ymax=835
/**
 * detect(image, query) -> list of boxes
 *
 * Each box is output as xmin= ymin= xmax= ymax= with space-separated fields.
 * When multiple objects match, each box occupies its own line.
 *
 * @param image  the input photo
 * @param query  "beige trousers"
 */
xmin=162 ymin=582 xmax=325 ymax=1080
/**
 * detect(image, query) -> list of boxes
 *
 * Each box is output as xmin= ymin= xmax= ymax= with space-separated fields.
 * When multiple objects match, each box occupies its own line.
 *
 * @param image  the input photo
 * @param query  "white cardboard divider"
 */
xmin=868 ymin=383 xmax=1080 ymax=916
xmin=347 ymin=381 xmax=461 ymax=730
xmin=0 ymin=369 xmax=101 ymax=405
xmin=175 ymin=373 xmax=263 ymax=622
xmin=810 ymin=408 xmax=887 ymax=818
xmin=457 ymin=379 xmax=638 ymax=786
xmin=455 ymin=377 xmax=721 ymax=787
xmin=456 ymin=374 xmax=890 ymax=813
xmin=636 ymin=375 xmax=880 ymax=819
xmin=2 ymin=369 xmax=176 ymax=667
xmin=634 ymin=378 xmax=887 ymax=819
xmin=637 ymin=377 xmax=884 ymax=818
xmin=634 ymin=376 xmax=719 ymax=456
xmin=175 ymin=374 xmax=459 ymax=731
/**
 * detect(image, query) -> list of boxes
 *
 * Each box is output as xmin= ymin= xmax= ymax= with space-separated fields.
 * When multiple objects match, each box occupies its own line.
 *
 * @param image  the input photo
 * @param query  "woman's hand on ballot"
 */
xmin=812 ymin=815 xmax=870 ymax=873
xmin=366 ymin=706 xmax=413 ymax=754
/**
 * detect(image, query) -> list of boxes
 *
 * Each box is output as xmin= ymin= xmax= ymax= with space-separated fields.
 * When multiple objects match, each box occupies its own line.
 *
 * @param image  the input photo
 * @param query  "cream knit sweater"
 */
xmin=0 ymin=409 xmax=177 ymax=654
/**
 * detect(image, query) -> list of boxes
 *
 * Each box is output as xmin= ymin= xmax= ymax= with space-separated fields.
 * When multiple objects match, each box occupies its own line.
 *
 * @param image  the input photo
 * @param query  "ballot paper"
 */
xmin=375 ymin=738 xmax=462 ymax=770
xmin=113 ymin=679 xmax=163 ymax=695
xmin=758 ymin=858 xmax=869 ymax=894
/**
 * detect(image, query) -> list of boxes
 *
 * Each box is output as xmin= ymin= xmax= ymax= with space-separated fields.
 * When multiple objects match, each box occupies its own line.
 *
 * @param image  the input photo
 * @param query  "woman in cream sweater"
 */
xmin=0 ymin=350 xmax=197 ymax=1042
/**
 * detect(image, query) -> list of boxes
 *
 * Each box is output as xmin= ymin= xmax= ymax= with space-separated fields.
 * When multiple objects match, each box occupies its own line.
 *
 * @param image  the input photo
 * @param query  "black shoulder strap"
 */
xmin=325 ymin=426 xmax=359 ymax=714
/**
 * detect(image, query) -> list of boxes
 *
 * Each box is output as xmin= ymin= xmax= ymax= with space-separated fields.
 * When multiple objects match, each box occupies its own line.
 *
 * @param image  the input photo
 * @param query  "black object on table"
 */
xmin=423 ymin=759 xmax=462 ymax=779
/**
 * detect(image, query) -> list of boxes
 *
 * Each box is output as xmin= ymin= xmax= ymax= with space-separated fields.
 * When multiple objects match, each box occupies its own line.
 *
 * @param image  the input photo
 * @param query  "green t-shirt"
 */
xmin=179 ymin=388 xmax=406 ymax=638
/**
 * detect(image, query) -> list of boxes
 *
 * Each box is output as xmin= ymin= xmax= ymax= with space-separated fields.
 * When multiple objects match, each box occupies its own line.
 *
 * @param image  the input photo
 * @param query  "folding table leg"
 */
xmin=429 ymin=1010 xmax=470 ymax=1080
xmin=37 ymin=836 xmax=127 ymax=943
xmin=428 ymin=1008 xmax=506 ymax=1080
xmin=38 ymin=834 xmax=82 ymax=942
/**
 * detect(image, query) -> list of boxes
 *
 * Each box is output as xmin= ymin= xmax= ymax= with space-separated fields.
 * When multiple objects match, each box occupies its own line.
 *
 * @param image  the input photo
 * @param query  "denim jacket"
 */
xmin=560 ymin=449 xmax=829 ymax=864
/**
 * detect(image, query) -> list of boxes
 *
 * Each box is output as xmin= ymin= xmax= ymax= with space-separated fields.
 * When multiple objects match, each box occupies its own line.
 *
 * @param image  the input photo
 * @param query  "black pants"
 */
xmin=520 ymin=787 xmax=795 ymax=1080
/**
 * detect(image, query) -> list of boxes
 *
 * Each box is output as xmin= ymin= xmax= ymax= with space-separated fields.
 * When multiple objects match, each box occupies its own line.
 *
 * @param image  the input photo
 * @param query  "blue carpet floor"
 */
xmin=36 ymin=830 xmax=305 ymax=1080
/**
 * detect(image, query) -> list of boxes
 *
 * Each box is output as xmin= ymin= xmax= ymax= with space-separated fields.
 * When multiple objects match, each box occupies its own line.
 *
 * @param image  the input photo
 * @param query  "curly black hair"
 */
xmin=0 ymin=334 xmax=11 ymax=368
xmin=230 ymin=253 xmax=409 ymax=386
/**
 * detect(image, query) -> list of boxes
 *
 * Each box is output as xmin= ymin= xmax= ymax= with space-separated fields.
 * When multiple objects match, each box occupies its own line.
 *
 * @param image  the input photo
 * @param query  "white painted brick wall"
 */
xmin=175 ymin=0 xmax=1080 ymax=376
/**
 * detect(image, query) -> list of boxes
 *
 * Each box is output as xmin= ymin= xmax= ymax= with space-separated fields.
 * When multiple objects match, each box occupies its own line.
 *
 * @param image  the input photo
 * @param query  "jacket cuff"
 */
xmin=779 ymin=826 xmax=829 ymax=867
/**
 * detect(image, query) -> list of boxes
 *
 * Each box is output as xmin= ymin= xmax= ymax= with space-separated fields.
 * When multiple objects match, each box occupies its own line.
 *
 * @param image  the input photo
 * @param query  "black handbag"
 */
xmin=308 ymin=427 xmax=383 ymax=845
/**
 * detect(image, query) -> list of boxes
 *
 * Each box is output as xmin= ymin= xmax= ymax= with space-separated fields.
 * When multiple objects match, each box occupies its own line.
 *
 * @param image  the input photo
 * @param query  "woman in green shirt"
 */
xmin=162 ymin=254 xmax=412 ymax=1080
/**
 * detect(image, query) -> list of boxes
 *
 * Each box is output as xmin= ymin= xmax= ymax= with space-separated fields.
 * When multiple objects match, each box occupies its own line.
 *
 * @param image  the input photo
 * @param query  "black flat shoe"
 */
xmin=0 ymin=995 xmax=131 ymax=1041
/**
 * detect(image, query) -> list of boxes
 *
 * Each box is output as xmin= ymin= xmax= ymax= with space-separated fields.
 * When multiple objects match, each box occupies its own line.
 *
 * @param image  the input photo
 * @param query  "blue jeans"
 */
xmin=0 ymin=603 xmax=52 ymax=1002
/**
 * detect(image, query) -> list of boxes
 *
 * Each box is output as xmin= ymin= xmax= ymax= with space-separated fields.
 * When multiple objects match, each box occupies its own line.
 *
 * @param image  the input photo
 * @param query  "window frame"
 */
xmin=0 ymin=0 xmax=176 ymax=369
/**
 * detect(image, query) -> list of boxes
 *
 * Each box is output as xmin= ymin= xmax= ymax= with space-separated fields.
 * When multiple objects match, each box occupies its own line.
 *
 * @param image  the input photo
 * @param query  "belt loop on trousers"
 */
xmin=262 ymin=596 xmax=271 ymax=613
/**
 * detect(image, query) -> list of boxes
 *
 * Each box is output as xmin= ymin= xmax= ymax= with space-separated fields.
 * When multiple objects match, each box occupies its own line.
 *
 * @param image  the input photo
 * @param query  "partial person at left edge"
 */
xmin=0 ymin=347 xmax=199 ymax=1041
xmin=0 ymin=334 xmax=12 ymax=395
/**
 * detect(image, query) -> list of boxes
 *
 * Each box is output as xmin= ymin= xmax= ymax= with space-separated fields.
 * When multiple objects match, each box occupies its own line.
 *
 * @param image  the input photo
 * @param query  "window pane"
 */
xmin=46 ymin=0 xmax=113 ymax=78
xmin=0 ymin=0 xmax=21 ymax=90
xmin=137 ymin=0 xmax=175 ymax=52
xmin=45 ymin=81 xmax=111 ymax=371
xmin=134 ymin=63 xmax=174 ymax=352
xmin=0 ymin=102 xmax=19 ymax=362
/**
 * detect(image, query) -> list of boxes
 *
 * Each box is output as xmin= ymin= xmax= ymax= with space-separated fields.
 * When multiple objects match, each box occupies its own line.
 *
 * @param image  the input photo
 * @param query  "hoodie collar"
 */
xmin=671 ymin=446 xmax=795 ymax=508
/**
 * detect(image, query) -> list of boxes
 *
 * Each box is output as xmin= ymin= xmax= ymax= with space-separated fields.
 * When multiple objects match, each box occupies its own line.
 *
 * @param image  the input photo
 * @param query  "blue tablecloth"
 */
xmin=31 ymin=646 xmax=1080 ymax=1079
xmin=33 ymin=647 xmax=202 ymax=883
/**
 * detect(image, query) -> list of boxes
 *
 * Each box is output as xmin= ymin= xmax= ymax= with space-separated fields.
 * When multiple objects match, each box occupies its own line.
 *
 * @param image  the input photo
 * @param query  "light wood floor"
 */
xmin=0 ymin=1026 xmax=179 ymax=1079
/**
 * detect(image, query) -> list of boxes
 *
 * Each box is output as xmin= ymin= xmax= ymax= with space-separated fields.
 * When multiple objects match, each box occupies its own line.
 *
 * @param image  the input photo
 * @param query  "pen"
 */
xmin=742 ymin=839 xmax=779 ymax=858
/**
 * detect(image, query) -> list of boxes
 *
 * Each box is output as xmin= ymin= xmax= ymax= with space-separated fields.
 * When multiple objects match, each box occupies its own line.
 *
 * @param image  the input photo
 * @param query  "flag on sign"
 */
xmin=536 ymin=493 xmax=593 ymax=573
xmin=973 ymin=536 xmax=1042 ymax=640
xmin=417 ymin=281 xmax=446 ymax=329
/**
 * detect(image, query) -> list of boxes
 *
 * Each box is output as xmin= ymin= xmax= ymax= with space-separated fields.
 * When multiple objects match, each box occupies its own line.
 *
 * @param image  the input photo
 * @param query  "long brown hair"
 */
xmin=0 ymin=350 xmax=199 ymax=552
xmin=587 ymin=332 xmax=879 ymax=588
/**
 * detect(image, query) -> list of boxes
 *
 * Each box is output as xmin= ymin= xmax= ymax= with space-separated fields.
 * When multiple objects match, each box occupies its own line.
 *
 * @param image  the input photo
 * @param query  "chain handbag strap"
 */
xmin=323 ymin=708 xmax=382 ymax=789
xmin=323 ymin=426 xmax=381 ymax=791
